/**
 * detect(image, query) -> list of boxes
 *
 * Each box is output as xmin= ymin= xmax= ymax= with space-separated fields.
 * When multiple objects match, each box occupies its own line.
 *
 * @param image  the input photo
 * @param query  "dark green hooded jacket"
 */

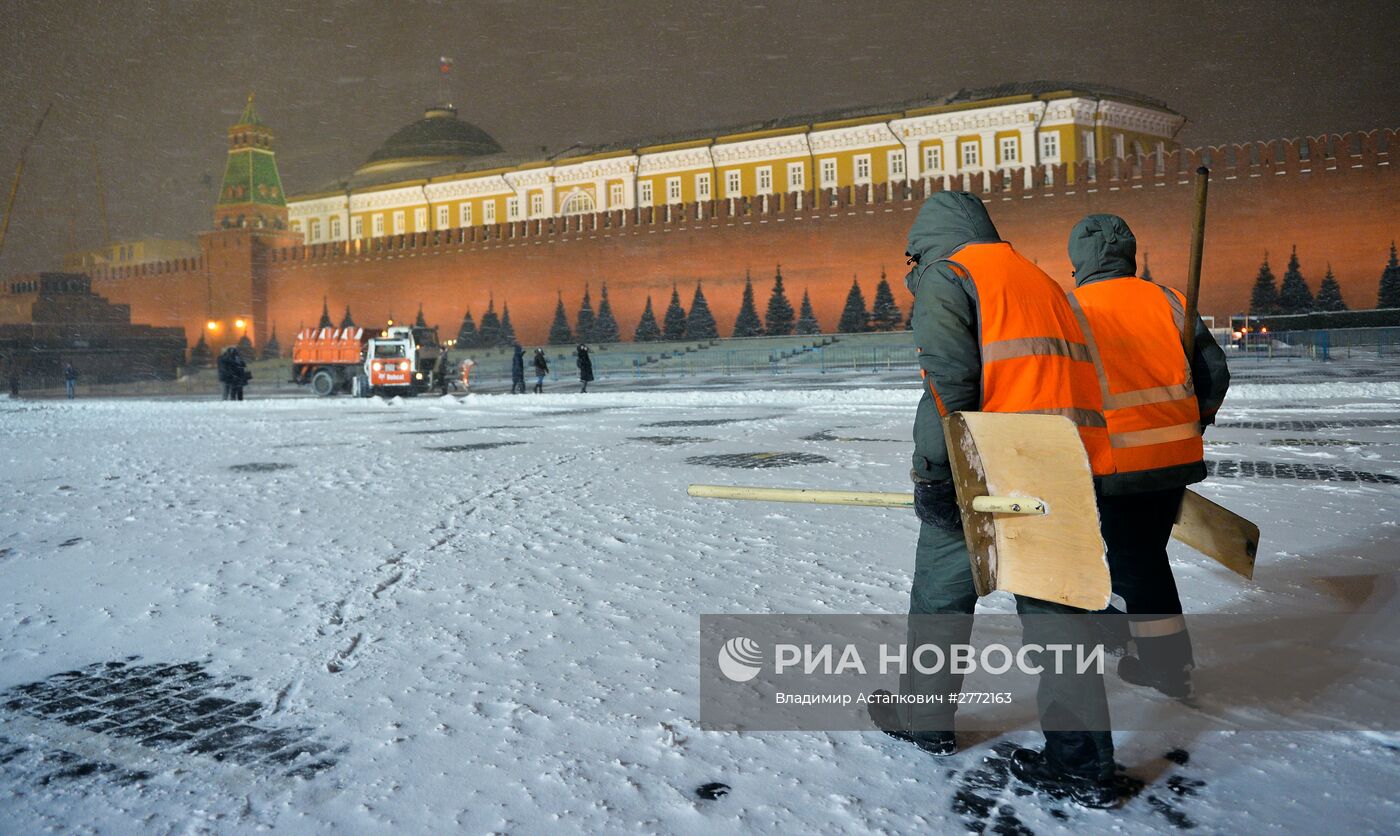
xmin=903 ymin=192 xmax=1001 ymax=482
xmin=1068 ymin=213 xmax=1231 ymax=494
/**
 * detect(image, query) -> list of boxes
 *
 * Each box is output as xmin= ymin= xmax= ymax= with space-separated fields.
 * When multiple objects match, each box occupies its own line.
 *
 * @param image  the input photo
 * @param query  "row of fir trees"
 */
xmin=315 ymin=265 xmax=915 ymax=352
xmin=1250 ymin=243 xmax=1400 ymax=315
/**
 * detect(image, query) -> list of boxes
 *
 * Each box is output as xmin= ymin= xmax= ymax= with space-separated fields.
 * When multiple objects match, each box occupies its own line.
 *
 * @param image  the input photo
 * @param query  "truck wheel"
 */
xmin=310 ymin=369 xmax=337 ymax=397
xmin=352 ymin=373 xmax=371 ymax=398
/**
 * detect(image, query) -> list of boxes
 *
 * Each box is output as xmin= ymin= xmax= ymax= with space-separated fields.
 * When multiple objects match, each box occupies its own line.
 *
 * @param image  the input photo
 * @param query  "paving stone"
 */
xmin=685 ymin=451 xmax=833 ymax=469
xmin=1206 ymin=460 xmax=1400 ymax=483
xmin=1216 ymin=418 xmax=1400 ymax=431
xmin=1 ymin=658 xmax=338 ymax=781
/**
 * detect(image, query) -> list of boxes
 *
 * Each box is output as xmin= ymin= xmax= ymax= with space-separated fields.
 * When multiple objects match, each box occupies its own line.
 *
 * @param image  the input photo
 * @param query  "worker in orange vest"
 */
xmin=868 ymin=191 xmax=1119 ymax=809
xmin=1066 ymin=214 xmax=1230 ymax=700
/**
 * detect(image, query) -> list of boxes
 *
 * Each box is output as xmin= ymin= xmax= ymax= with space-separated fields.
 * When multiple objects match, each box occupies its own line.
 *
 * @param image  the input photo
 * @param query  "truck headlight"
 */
xmin=415 ymin=372 xmax=423 ymax=380
xmin=372 ymin=362 xmax=382 ymax=371
xmin=401 ymin=361 xmax=410 ymax=371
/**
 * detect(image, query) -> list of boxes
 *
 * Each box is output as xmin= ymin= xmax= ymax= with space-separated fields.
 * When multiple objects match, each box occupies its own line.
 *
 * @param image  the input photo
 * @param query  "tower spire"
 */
xmin=214 ymin=92 xmax=288 ymax=232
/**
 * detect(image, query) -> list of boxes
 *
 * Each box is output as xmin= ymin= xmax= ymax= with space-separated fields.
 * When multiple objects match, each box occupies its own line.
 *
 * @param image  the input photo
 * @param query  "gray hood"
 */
xmin=904 ymin=191 xmax=1001 ymax=294
xmin=1069 ymin=214 xmax=1137 ymax=287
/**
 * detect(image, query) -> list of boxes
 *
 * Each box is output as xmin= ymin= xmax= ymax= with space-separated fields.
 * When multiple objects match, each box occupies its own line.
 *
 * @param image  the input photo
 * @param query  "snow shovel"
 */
xmin=689 ymin=412 xmax=1112 ymax=611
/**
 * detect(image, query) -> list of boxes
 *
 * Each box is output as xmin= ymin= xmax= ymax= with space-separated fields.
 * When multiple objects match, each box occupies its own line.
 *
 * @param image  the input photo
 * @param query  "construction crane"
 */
xmin=0 ymin=102 xmax=54 ymax=262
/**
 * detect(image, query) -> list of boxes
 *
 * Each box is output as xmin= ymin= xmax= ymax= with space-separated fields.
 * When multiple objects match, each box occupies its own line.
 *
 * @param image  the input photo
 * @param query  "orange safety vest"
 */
xmin=1067 ymin=277 xmax=1203 ymax=476
xmin=923 ymin=242 xmax=1114 ymax=476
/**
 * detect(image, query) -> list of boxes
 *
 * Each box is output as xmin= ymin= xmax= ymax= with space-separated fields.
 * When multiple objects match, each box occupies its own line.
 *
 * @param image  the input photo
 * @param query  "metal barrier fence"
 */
xmin=1234 ymin=327 xmax=1400 ymax=361
xmin=467 ymin=341 xmax=918 ymax=383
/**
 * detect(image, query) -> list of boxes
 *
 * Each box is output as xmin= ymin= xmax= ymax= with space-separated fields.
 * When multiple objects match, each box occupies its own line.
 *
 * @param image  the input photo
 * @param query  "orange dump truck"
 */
xmin=291 ymin=325 xmax=448 ymax=396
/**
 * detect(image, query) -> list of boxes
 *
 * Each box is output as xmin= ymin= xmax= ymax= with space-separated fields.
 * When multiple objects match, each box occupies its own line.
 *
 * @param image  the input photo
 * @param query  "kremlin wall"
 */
xmin=7 ymin=85 xmax=1398 ymax=354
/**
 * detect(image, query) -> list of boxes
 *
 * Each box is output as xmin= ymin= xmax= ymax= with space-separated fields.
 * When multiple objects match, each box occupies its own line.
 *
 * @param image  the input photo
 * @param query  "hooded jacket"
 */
xmin=1068 ymin=214 xmax=1231 ymax=494
xmin=903 ymin=192 xmax=1001 ymax=482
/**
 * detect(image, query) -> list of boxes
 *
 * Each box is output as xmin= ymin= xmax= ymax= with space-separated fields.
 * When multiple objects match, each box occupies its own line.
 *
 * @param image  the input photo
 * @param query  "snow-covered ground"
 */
xmin=2 ymin=373 xmax=1399 ymax=833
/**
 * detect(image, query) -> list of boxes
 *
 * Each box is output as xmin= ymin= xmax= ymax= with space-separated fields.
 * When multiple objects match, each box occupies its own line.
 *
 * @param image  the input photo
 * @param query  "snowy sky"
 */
xmin=0 ymin=0 xmax=1396 ymax=274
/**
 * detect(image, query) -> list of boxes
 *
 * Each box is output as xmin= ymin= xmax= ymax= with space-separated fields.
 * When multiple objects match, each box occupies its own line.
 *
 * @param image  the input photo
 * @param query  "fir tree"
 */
xmin=731 ymin=270 xmax=764 ymax=338
xmin=188 ymin=334 xmax=213 ymax=368
xmin=1315 ymin=265 xmax=1347 ymax=312
xmin=869 ymin=268 xmax=903 ymax=330
xmin=592 ymin=283 xmax=621 ymax=343
xmin=414 ymin=304 xmax=427 ymax=328
xmin=633 ymin=296 xmax=662 ymax=342
xmin=1380 ymin=242 xmax=1400 ymax=309
xmin=499 ymin=303 xmax=517 ymax=346
xmin=1278 ymin=246 xmax=1314 ymax=314
xmin=1248 ymin=255 xmax=1281 ymax=316
xmin=763 ymin=264 xmax=795 ymax=336
xmin=662 ymin=284 xmax=687 ymax=341
xmin=340 ymin=305 xmax=356 ymax=329
xmin=260 ymin=326 xmax=281 ymax=360
xmin=478 ymin=297 xmax=503 ymax=347
xmin=837 ymin=275 xmax=871 ymax=333
xmin=795 ymin=289 xmax=821 ymax=335
xmin=457 ymin=309 xmax=478 ymax=347
xmin=686 ymin=282 xmax=719 ymax=340
xmin=548 ymin=293 xmax=573 ymax=345
xmin=317 ymin=297 xmax=333 ymax=329
xmin=576 ymin=283 xmax=597 ymax=344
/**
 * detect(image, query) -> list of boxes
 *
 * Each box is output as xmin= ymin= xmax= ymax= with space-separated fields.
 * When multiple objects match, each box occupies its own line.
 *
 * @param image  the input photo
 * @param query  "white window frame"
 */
xmin=352 ymin=216 xmax=364 ymax=239
xmin=506 ymin=197 xmax=521 ymax=221
xmin=309 ymin=219 xmax=321 ymax=242
xmin=413 ymin=207 xmax=427 ymax=231
xmin=888 ymin=150 xmax=905 ymax=178
xmin=436 ymin=205 xmax=450 ymax=230
xmin=530 ymin=192 xmax=544 ymax=216
xmin=923 ymin=145 xmax=942 ymax=173
xmin=1000 ymin=136 xmax=1019 ymax=164
xmin=483 ymin=200 xmax=496 ymax=224
xmin=1113 ymin=133 xmax=1126 ymax=159
xmin=392 ymin=211 xmax=406 ymax=235
xmin=853 ymin=154 xmax=871 ymax=183
xmin=610 ymin=182 xmax=624 ymax=207
xmin=725 ymin=170 xmax=741 ymax=197
xmin=639 ymin=180 xmax=653 ymax=207
xmin=372 ymin=214 xmax=384 ymax=237
xmin=460 ymin=202 xmax=472 ymax=227
xmin=666 ymin=176 xmax=682 ymax=204
xmin=695 ymin=172 xmax=711 ymax=200
xmin=786 ymin=162 xmax=804 ymax=191
xmin=819 ymin=158 xmax=836 ymax=187
xmin=756 ymin=165 xmax=772 ymax=194
xmin=330 ymin=216 xmax=342 ymax=240
xmin=1039 ymin=132 xmax=1059 ymax=161
xmin=960 ymin=140 xmax=980 ymax=169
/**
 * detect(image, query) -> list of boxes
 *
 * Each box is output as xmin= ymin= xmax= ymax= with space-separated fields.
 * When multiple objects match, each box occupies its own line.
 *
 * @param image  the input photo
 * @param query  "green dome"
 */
xmin=359 ymin=106 xmax=503 ymax=173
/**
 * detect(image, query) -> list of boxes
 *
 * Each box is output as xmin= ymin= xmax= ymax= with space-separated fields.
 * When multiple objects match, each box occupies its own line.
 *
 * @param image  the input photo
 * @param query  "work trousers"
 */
xmin=902 ymin=522 xmax=1115 ymax=781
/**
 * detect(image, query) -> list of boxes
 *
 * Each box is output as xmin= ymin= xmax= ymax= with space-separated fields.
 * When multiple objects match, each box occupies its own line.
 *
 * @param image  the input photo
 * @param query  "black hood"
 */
xmin=1069 ymin=214 xmax=1138 ymax=287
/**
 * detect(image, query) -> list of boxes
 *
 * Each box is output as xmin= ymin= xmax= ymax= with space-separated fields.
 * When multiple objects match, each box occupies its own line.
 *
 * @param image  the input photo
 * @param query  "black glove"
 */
xmin=913 ymin=479 xmax=962 ymax=530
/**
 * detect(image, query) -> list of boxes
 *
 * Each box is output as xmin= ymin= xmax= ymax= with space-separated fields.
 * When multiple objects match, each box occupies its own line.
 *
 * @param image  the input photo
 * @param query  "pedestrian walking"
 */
xmin=511 ymin=344 xmax=526 ymax=394
xmin=1066 ymin=214 xmax=1230 ymax=700
xmin=868 ymin=191 xmax=1119 ymax=808
xmin=63 ymin=363 xmax=78 ymax=399
xmin=576 ymin=344 xmax=594 ymax=393
xmin=532 ymin=348 xmax=549 ymax=394
xmin=218 ymin=346 xmax=250 ymax=401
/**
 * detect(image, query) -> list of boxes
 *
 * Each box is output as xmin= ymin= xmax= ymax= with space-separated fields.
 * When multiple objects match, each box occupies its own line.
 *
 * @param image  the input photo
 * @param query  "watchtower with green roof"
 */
xmin=214 ymin=93 xmax=289 ymax=231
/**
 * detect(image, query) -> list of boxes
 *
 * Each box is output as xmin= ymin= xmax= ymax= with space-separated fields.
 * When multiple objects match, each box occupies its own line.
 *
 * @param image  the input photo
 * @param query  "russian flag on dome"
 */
xmin=439 ymin=56 xmax=453 ymax=75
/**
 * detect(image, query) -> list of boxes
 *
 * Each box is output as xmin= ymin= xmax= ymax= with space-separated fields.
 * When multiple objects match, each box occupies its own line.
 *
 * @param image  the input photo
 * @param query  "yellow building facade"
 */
xmin=288 ymin=84 xmax=1184 ymax=243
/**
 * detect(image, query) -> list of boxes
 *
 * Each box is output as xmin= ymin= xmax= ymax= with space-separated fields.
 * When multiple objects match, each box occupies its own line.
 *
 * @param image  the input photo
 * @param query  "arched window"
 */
xmin=560 ymin=189 xmax=596 ymax=216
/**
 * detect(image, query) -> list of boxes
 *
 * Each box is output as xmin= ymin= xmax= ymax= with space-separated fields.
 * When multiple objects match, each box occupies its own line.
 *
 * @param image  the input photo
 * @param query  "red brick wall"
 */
xmin=91 ymin=129 xmax=1398 ymax=349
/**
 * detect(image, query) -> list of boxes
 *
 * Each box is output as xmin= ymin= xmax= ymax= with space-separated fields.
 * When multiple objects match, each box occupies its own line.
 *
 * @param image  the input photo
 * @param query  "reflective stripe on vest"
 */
xmin=939 ymin=244 xmax=1114 ymax=476
xmin=1068 ymin=279 xmax=1203 ymax=475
